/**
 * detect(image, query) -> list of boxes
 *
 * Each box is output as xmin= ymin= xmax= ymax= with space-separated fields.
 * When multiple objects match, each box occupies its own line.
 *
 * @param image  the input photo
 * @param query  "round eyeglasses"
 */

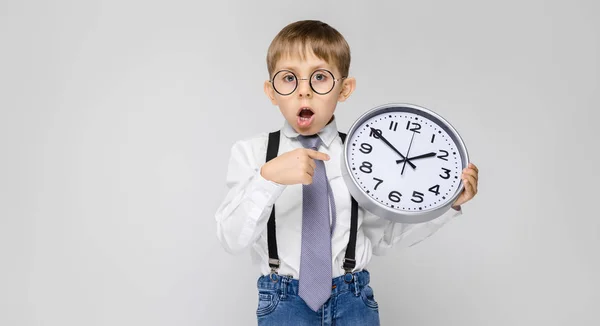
xmin=269 ymin=69 xmax=347 ymax=96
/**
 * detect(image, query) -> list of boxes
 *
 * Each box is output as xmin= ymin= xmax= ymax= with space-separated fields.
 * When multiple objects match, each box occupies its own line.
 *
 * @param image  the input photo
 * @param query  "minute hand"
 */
xmin=370 ymin=128 xmax=416 ymax=169
xmin=396 ymin=152 xmax=437 ymax=164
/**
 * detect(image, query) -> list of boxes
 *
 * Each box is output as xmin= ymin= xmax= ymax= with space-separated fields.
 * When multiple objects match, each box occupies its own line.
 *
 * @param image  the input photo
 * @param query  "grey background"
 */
xmin=1 ymin=0 xmax=598 ymax=325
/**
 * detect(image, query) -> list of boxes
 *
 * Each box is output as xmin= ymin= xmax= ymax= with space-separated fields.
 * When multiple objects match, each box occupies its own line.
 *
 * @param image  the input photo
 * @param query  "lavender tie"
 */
xmin=297 ymin=134 xmax=335 ymax=312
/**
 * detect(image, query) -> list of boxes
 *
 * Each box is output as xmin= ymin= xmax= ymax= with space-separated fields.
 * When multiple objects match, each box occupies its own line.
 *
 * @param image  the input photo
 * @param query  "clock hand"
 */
xmin=401 ymin=132 xmax=416 ymax=175
xmin=396 ymin=152 xmax=437 ymax=164
xmin=370 ymin=128 xmax=417 ymax=169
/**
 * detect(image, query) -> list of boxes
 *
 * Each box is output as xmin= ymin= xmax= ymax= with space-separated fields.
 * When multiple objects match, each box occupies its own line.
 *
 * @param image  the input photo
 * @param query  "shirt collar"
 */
xmin=281 ymin=116 xmax=339 ymax=148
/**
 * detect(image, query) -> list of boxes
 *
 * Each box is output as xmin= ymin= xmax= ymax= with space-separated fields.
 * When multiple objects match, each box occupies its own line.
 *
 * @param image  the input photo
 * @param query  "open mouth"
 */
xmin=297 ymin=107 xmax=315 ymax=128
xmin=298 ymin=107 xmax=314 ymax=119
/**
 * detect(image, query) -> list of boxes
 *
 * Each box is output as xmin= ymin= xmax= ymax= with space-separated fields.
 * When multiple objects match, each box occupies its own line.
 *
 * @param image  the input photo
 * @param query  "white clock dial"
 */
xmin=348 ymin=112 xmax=464 ymax=212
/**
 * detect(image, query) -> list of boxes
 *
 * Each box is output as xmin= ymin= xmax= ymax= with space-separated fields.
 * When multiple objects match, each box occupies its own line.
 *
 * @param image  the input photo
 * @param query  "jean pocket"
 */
xmin=256 ymin=292 xmax=279 ymax=317
xmin=360 ymin=285 xmax=379 ymax=311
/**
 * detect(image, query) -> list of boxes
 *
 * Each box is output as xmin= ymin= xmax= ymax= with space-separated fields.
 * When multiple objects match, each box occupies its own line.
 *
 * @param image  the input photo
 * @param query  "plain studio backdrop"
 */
xmin=1 ymin=0 xmax=598 ymax=325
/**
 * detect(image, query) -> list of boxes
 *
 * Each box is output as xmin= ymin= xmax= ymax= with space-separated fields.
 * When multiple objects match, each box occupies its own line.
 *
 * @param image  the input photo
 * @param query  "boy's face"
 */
xmin=264 ymin=50 xmax=356 ymax=136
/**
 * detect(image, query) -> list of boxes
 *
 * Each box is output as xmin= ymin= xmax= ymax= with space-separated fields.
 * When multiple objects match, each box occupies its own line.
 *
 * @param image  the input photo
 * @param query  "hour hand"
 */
xmin=370 ymin=128 xmax=416 ymax=169
xmin=396 ymin=152 xmax=437 ymax=164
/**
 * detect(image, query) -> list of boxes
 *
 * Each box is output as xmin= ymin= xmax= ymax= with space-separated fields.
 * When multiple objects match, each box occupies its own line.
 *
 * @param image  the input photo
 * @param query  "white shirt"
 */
xmin=215 ymin=116 xmax=462 ymax=278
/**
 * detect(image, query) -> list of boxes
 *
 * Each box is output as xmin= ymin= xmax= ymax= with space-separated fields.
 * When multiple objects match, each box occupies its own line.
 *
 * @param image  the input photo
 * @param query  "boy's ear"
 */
xmin=264 ymin=80 xmax=277 ymax=105
xmin=337 ymin=77 xmax=356 ymax=102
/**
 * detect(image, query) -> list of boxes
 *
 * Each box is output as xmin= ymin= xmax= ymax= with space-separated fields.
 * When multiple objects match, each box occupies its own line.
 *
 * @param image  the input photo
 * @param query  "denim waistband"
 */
xmin=257 ymin=270 xmax=371 ymax=296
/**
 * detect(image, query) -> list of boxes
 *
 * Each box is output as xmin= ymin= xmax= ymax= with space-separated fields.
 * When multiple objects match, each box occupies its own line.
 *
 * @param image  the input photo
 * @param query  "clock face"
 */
xmin=347 ymin=110 xmax=465 ymax=213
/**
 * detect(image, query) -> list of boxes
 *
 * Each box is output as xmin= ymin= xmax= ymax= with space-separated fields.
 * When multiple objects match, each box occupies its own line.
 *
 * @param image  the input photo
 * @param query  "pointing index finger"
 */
xmin=306 ymin=149 xmax=330 ymax=161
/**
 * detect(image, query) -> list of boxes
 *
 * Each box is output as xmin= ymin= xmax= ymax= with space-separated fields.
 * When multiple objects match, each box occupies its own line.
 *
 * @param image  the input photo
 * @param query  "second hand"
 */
xmin=401 ymin=132 xmax=416 ymax=175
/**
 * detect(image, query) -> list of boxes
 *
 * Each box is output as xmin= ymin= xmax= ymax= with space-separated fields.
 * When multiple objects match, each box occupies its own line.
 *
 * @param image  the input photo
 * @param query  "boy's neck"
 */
xmin=326 ymin=115 xmax=334 ymax=126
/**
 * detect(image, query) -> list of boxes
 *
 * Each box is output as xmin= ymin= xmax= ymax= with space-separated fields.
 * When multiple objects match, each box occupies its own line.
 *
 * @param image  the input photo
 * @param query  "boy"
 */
xmin=215 ymin=20 xmax=479 ymax=325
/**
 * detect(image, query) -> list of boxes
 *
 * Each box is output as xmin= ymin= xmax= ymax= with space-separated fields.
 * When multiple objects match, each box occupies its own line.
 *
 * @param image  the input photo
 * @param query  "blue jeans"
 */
xmin=256 ymin=270 xmax=380 ymax=325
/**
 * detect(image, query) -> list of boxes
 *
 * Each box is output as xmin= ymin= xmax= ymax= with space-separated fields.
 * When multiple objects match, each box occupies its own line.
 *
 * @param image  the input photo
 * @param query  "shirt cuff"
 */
xmin=249 ymin=170 xmax=286 ymax=208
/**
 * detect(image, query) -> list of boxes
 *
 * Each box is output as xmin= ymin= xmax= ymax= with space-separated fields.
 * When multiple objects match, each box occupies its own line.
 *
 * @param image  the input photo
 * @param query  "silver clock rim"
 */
xmin=340 ymin=103 xmax=470 ymax=224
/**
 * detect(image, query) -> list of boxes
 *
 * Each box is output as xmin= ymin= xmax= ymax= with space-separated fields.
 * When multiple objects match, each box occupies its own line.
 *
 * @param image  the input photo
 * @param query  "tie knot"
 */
xmin=297 ymin=134 xmax=322 ymax=150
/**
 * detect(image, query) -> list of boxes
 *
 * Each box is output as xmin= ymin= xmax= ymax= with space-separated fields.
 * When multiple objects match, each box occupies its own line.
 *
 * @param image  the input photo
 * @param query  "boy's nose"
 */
xmin=297 ymin=79 xmax=313 ymax=98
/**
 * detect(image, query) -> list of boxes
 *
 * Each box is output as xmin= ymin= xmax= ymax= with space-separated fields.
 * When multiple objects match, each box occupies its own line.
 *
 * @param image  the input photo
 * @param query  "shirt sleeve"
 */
xmin=215 ymin=135 xmax=286 ymax=254
xmin=362 ymin=205 xmax=463 ymax=256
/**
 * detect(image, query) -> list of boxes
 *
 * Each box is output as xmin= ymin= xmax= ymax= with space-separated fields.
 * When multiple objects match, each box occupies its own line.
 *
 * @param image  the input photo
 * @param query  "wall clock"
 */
xmin=341 ymin=103 xmax=469 ymax=223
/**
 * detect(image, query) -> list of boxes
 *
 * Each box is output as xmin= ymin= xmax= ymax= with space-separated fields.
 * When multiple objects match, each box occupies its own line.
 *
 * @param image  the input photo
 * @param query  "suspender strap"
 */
xmin=266 ymin=131 xmax=281 ymax=272
xmin=338 ymin=132 xmax=359 ymax=273
xmin=265 ymin=130 xmax=359 ymax=274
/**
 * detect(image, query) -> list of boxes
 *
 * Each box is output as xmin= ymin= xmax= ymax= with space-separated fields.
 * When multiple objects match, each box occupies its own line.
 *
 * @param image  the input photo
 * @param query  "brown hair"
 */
xmin=266 ymin=20 xmax=351 ymax=78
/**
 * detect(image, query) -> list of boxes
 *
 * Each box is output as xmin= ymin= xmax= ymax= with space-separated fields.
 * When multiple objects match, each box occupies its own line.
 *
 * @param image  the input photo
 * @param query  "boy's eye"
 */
xmin=282 ymin=75 xmax=295 ymax=83
xmin=312 ymin=72 xmax=329 ymax=82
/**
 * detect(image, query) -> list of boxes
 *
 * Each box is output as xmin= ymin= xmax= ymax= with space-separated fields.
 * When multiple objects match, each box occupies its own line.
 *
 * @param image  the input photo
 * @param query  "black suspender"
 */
xmin=338 ymin=132 xmax=359 ymax=273
xmin=266 ymin=131 xmax=281 ymax=272
xmin=265 ymin=130 xmax=358 ymax=275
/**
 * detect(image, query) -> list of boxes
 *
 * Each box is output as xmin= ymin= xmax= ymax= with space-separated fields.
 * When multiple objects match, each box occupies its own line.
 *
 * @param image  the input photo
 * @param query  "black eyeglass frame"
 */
xmin=269 ymin=69 xmax=347 ymax=96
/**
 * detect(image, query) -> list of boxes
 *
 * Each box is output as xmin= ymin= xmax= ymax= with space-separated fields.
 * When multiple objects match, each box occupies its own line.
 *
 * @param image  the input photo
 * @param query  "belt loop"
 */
xmin=281 ymin=276 xmax=288 ymax=299
xmin=353 ymin=273 xmax=360 ymax=297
